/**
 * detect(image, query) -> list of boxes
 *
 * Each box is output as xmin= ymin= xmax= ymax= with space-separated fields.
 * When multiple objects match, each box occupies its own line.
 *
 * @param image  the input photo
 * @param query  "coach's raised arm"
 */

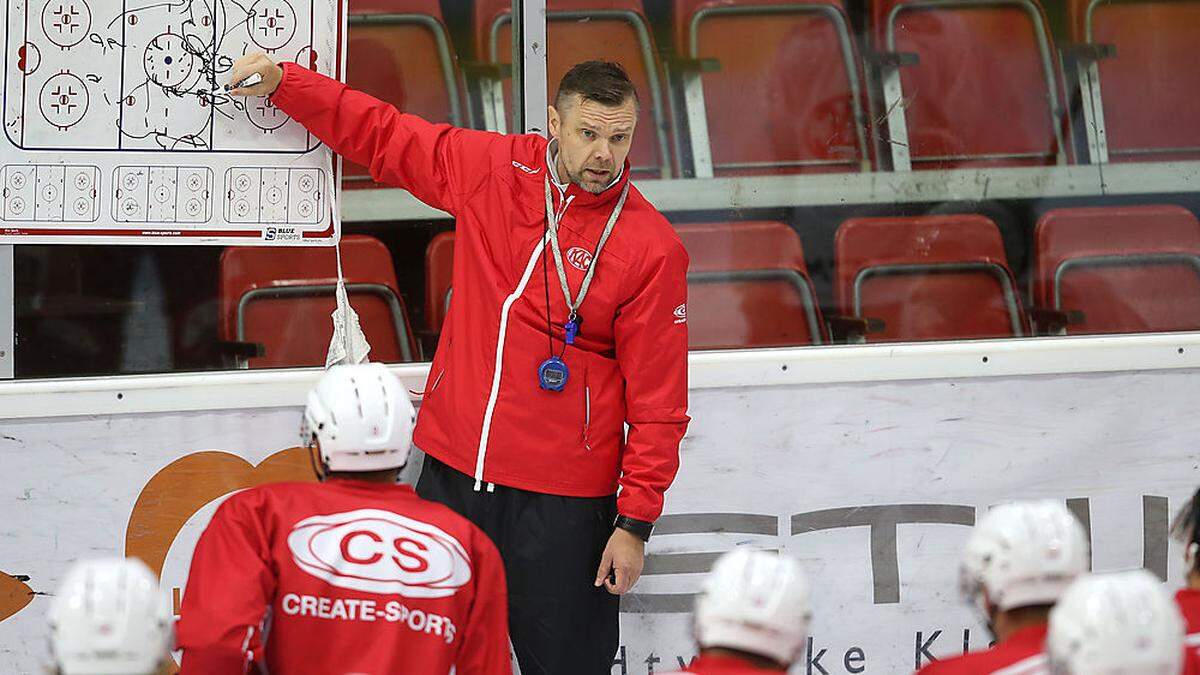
xmin=228 ymin=53 xmax=691 ymax=675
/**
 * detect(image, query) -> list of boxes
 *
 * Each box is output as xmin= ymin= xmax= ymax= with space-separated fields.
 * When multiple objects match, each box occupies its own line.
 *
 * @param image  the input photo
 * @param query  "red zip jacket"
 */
xmin=270 ymin=62 xmax=690 ymax=522
xmin=668 ymin=653 xmax=787 ymax=673
xmin=915 ymin=624 xmax=1047 ymax=674
xmin=176 ymin=480 xmax=510 ymax=675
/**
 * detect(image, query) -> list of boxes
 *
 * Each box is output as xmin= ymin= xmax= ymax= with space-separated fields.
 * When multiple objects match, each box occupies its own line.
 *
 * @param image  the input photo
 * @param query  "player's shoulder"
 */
xmin=919 ymin=649 xmax=1046 ymax=675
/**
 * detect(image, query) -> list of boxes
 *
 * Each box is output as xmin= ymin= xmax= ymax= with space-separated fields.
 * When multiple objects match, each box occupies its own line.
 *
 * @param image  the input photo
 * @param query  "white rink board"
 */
xmin=2 ymin=369 xmax=1199 ymax=673
xmin=0 ymin=0 xmax=343 ymax=244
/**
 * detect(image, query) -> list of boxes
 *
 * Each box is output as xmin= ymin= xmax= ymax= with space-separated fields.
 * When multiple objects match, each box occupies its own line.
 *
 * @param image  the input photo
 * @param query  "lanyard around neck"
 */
xmin=542 ymin=177 xmax=629 ymax=321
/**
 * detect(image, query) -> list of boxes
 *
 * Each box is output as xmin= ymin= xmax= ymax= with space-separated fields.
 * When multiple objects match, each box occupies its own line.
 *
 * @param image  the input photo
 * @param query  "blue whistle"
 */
xmin=564 ymin=319 xmax=579 ymax=345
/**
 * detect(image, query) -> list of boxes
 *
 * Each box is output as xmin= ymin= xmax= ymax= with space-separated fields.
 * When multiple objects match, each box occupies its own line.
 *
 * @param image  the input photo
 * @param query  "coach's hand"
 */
xmin=227 ymin=53 xmax=284 ymax=97
xmin=595 ymin=528 xmax=645 ymax=595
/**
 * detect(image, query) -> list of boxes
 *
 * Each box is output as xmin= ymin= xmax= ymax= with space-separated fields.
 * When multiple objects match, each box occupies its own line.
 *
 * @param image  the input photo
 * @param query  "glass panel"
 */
xmin=13 ymin=1 xmax=1200 ymax=378
xmin=12 ymin=0 xmax=492 ymax=378
xmin=540 ymin=0 xmax=1200 ymax=350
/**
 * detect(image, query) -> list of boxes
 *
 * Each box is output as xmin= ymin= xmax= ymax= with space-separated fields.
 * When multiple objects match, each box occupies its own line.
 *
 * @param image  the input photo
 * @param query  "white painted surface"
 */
xmin=1 ymin=369 xmax=1198 ymax=672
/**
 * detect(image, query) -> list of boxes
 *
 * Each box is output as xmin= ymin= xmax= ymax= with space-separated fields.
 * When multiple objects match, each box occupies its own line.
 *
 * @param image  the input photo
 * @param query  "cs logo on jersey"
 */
xmin=566 ymin=247 xmax=593 ymax=272
xmin=673 ymin=303 xmax=687 ymax=324
xmin=288 ymin=509 xmax=472 ymax=598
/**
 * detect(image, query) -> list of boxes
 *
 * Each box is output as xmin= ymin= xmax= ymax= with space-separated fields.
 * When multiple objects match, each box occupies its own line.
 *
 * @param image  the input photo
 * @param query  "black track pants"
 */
xmin=416 ymin=454 xmax=620 ymax=675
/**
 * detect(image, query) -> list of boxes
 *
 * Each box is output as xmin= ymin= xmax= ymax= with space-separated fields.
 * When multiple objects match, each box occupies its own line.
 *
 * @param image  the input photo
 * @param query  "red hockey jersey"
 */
xmin=667 ymin=653 xmax=787 ymax=673
xmin=176 ymin=480 xmax=510 ymax=674
xmin=1178 ymin=589 xmax=1200 ymax=673
xmin=916 ymin=625 xmax=1047 ymax=675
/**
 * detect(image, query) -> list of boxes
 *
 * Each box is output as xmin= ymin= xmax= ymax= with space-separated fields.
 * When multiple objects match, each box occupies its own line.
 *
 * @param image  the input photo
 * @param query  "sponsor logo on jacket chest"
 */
xmin=566 ymin=246 xmax=593 ymax=271
xmin=287 ymin=508 xmax=472 ymax=598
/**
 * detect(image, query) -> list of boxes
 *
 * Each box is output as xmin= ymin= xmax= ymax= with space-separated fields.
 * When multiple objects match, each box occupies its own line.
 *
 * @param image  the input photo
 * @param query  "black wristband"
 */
xmin=614 ymin=515 xmax=654 ymax=542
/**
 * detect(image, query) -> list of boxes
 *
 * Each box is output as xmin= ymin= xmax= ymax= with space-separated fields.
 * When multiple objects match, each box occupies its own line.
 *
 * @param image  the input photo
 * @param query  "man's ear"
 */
xmin=547 ymin=104 xmax=561 ymax=139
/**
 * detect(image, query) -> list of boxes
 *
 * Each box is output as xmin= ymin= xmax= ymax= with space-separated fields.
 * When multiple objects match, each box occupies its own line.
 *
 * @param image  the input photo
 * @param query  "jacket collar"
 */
xmin=544 ymin=137 xmax=630 ymax=208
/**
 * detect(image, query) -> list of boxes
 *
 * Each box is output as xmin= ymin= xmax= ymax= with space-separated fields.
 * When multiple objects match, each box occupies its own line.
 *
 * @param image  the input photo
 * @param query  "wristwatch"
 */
xmin=614 ymin=515 xmax=654 ymax=542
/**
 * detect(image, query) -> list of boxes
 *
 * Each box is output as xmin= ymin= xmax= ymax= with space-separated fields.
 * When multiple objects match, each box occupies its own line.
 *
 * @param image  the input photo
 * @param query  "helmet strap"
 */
xmin=306 ymin=440 xmax=328 ymax=482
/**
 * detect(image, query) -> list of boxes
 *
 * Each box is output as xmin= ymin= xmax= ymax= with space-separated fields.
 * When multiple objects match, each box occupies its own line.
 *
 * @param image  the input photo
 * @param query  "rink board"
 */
xmin=2 ymin=367 xmax=1199 ymax=673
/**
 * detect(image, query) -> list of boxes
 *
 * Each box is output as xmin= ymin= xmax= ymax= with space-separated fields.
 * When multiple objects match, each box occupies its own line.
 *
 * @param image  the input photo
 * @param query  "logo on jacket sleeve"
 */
xmin=566 ymin=247 xmax=593 ymax=271
xmin=287 ymin=508 xmax=472 ymax=598
xmin=673 ymin=303 xmax=687 ymax=324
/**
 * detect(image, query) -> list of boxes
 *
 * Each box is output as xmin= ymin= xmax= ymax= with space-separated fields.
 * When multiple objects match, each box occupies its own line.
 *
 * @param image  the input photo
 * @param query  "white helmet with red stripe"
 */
xmin=48 ymin=557 xmax=172 ymax=675
xmin=960 ymin=499 xmax=1090 ymax=613
xmin=1047 ymin=569 xmax=1184 ymax=674
xmin=301 ymin=363 xmax=415 ymax=472
xmin=693 ymin=549 xmax=811 ymax=666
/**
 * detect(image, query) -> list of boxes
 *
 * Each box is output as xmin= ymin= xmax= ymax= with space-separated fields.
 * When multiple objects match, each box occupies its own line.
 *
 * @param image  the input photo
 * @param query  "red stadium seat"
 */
xmin=344 ymin=0 xmax=462 ymax=187
xmin=219 ymin=235 xmax=419 ymax=368
xmin=676 ymin=221 xmax=825 ymax=348
xmin=835 ymin=215 xmax=1026 ymax=341
xmin=424 ymin=222 xmax=823 ymax=348
xmin=425 ymin=230 xmax=455 ymax=333
xmin=1032 ymin=205 xmax=1200 ymax=335
xmin=673 ymin=0 xmax=871 ymax=176
xmin=1067 ymin=0 xmax=1200 ymax=163
xmin=474 ymin=0 xmax=673 ymax=178
xmin=870 ymin=0 xmax=1067 ymax=170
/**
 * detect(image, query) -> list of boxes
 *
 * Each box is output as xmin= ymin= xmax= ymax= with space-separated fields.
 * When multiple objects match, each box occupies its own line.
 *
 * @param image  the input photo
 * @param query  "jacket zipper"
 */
xmin=473 ymin=185 xmax=574 ymax=491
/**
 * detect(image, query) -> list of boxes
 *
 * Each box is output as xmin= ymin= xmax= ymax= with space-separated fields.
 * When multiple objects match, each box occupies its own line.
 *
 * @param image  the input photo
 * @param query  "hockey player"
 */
xmin=175 ymin=363 xmax=511 ymax=674
xmin=1171 ymin=487 xmax=1200 ymax=665
xmin=917 ymin=500 xmax=1089 ymax=674
xmin=48 ymin=557 xmax=173 ymax=675
xmin=1046 ymin=569 xmax=1185 ymax=674
xmin=666 ymin=549 xmax=811 ymax=674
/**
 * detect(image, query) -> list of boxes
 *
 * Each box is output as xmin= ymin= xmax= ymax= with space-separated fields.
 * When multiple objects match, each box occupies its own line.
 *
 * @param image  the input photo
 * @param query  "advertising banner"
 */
xmin=3 ymin=368 xmax=1198 ymax=673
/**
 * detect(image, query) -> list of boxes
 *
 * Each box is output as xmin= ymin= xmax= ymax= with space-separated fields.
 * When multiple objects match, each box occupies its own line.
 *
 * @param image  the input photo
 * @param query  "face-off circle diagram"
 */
xmin=41 ymin=0 xmax=92 ymax=48
xmin=246 ymin=97 xmax=288 ymax=131
xmin=248 ymin=0 xmax=297 ymax=51
xmin=144 ymin=33 xmax=197 ymax=88
xmin=39 ymin=72 xmax=88 ymax=129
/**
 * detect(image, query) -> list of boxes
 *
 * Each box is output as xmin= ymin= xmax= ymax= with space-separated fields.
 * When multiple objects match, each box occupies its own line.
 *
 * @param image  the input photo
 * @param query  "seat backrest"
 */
xmin=219 ymin=235 xmax=417 ymax=367
xmin=871 ymin=0 xmax=1064 ymax=169
xmin=1068 ymin=0 xmax=1200 ymax=162
xmin=425 ymin=230 xmax=456 ymax=333
xmin=836 ymin=215 xmax=1025 ymax=341
xmin=675 ymin=221 xmax=824 ymax=348
xmin=475 ymin=0 xmax=670 ymax=178
xmin=1033 ymin=205 xmax=1200 ymax=334
xmin=675 ymin=0 xmax=869 ymax=176
xmin=345 ymin=0 xmax=458 ymax=186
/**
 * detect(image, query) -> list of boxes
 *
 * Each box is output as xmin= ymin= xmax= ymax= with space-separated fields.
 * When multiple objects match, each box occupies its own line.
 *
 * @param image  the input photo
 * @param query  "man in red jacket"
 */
xmin=917 ymin=500 xmax=1089 ymax=675
xmin=228 ymin=54 xmax=690 ymax=674
xmin=1172 ymin=488 xmax=1200 ymax=669
xmin=175 ymin=364 xmax=511 ymax=674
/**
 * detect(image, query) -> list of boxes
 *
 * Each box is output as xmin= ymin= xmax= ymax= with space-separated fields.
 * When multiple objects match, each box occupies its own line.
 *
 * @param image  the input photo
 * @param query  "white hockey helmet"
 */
xmin=960 ymin=499 xmax=1090 ymax=613
xmin=693 ymin=549 xmax=812 ymax=666
xmin=1046 ymin=569 xmax=1184 ymax=675
xmin=48 ymin=557 xmax=172 ymax=675
xmin=301 ymin=363 xmax=415 ymax=472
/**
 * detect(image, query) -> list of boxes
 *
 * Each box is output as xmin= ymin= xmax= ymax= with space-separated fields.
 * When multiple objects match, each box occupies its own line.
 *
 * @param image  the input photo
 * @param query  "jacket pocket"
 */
xmin=583 ymin=382 xmax=592 ymax=452
xmin=423 ymin=340 xmax=452 ymax=399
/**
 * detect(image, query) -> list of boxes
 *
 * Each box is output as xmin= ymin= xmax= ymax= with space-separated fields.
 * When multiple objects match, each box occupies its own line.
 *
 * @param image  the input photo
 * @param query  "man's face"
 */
xmin=548 ymin=94 xmax=637 ymax=194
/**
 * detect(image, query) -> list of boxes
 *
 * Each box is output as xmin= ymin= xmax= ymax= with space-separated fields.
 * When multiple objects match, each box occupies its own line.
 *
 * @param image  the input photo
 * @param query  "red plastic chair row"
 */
xmin=215 ymin=208 xmax=1200 ymax=368
xmin=343 ymin=0 xmax=463 ymax=187
xmin=219 ymin=235 xmax=420 ymax=368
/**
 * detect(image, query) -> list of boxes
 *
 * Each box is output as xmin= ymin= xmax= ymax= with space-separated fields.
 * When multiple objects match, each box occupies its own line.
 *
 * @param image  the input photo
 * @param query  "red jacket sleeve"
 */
xmin=268 ymin=61 xmax=502 ymax=214
xmin=456 ymin=528 xmax=512 ymax=674
xmin=613 ymin=235 xmax=691 ymax=522
xmin=176 ymin=494 xmax=276 ymax=675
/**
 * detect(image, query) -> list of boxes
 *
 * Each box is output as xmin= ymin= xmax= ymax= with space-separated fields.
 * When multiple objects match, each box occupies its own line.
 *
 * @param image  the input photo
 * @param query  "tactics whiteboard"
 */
xmin=0 ymin=0 xmax=344 ymax=244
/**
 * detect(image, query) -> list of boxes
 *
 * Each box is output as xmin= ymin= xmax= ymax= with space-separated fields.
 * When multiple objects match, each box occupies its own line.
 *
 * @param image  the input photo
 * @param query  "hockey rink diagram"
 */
xmin=0 ymin=0 xmax=341 ymax=243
